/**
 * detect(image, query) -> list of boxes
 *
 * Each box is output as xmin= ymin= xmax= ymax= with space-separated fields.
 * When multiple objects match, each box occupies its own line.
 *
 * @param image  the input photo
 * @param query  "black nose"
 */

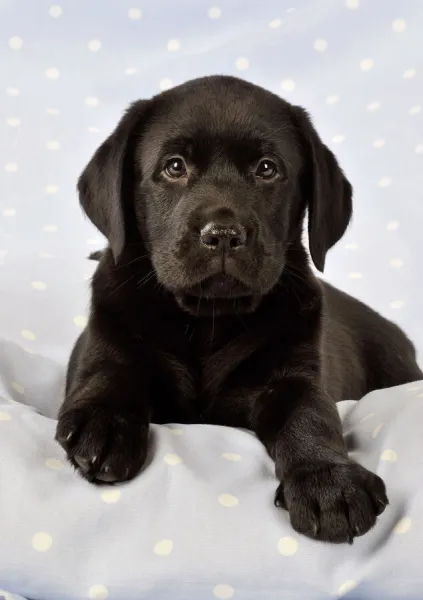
xmin=200 ymin=222 xmax=247 ymax=251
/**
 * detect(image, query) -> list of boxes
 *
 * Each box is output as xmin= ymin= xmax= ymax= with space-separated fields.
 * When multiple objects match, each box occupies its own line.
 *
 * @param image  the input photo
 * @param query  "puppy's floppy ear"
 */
xmin=78 ymin=100 xmax=150 ymax=263
xmin=292 ymin=106 xmax=353 ymax=272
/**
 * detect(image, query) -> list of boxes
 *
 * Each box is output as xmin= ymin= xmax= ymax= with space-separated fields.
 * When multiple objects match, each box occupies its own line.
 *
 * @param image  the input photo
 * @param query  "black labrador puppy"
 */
xmin=56 ymin=76 xmax=422 ymax=543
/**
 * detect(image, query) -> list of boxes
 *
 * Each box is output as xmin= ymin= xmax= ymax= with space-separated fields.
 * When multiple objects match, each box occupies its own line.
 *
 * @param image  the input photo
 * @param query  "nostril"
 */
xmin=202 ymin=235 xmax=220 ymax=249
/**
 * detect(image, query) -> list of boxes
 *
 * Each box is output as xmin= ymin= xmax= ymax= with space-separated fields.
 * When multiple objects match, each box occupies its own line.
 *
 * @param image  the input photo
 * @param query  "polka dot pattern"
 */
xmin=218 ymin=493 xmax=239 ymax=507
xmin=277 ymin=537 xmax=299 ymax=556
xmin=32 ymin=532 xmax=53 ymax=552
xmin=154 ymin=539 xmax=173 ymax=556
xmin=88 ymin=585 xmax=109 ymax=600
xmin=213 ymin=584 xmax=234 ymax=599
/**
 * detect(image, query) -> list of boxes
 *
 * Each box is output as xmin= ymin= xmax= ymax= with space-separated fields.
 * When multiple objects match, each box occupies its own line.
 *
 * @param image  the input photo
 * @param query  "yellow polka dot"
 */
xmin=394 ymin=517 xmax=412 ymax=534
xmin=31 ymin=281 xmax=47 ymax=291
xmin=21 ymin=329 xmax=36 ymax=341
xmin=218 ymin=493 xmax=239 ymax=507
xmin=73 ymin=315 xmax=88 ymax=328
xmin=381 ymin=449 xmax=397 ymax=462
xmin=154 ymin=539 xmax=173 ymax=556
xmin=0 ymin=411 xmax=12 ymax=421
xmin=100 ymin=489 xmax=121 ymax=504
xmin=222 ymin=453 xmax=242 ymax=461
xmin=88 ymin=584 xmax=109 ymax=600
xmin=164 ymin=453 xmax=182 ymax=465
xmin=372 ymin=423 xmax=384 ymax=438
xmin=45 ymin=458 xmax=64 ymax=470
xmin=277 ymin=537 xmax=299 ymax=556
xmin=32 ymin=532 xmax=53 ymax=552
xmin=338 ymin=580 xmax=357 ymax=596
xmin=11 ymin=381 xmax=25 ymax=395
xmin=170 ymin=427 xmax=183 ymax=435
xmin=213 ymin=584 xmax=235 ymax=599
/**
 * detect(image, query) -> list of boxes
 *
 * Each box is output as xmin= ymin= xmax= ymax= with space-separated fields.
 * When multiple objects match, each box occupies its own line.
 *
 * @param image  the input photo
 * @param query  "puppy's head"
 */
xmin=79 ymin=76 xmax=352 ymax=316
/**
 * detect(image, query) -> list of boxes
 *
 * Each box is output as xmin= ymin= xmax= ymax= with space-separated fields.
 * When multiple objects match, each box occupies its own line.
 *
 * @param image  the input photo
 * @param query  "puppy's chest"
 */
xmin=152 ymin=329 xmax=266 ymax=427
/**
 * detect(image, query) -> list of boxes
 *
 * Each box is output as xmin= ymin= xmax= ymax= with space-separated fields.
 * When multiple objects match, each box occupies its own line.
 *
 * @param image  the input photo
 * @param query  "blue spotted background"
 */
xmin=1 ymin=1 xmax=423 ymax=599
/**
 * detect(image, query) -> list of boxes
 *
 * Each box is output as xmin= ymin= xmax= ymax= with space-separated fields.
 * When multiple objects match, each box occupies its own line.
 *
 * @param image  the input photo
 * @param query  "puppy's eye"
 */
xmin=255 ymin=159 xmax=278 ymax=180
xmin=164 ymin=157 xmax=187 ymax=179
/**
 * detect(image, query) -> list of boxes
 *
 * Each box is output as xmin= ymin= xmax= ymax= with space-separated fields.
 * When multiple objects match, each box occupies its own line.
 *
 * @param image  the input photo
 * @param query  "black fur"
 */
xmin=56 ymin=76 xmax=422 ymax=543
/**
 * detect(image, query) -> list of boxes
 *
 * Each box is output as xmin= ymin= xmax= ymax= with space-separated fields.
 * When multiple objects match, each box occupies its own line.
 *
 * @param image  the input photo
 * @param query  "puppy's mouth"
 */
xmin=175 ymin=274 xmax=259 ymax=316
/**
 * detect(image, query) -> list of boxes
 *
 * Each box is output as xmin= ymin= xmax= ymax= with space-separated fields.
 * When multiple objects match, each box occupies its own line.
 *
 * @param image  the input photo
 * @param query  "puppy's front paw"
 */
xmin=275 ymin=461 xmax=388 ymax=543
xmin=56 ymin=403 xmax=149 ymax=484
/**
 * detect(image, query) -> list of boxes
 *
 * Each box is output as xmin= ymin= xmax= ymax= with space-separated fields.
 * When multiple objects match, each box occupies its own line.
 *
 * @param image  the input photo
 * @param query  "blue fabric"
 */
xmin=1 ymin=1 xmax=423 ymax=599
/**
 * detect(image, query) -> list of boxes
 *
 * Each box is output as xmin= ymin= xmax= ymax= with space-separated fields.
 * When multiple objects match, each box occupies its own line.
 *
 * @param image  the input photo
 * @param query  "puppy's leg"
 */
xmin=253 ymin=376 xmax=388 ymax=543
xmin=56 ymin=331 xmax=151 ymax=484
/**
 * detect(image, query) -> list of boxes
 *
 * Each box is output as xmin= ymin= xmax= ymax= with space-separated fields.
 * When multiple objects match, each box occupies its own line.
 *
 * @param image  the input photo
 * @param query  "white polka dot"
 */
xmin=74 ymin=315 xmax=88 ymax=328
xmin=314 ymin=38 xmax=328 ymax=52
xmin=88 ymin=39 xmax=102 ymax=52
xmin=345 ymin=243 xmax=359 ymax=250
xmin=208 ymin=6 xmax=222 ymax=19
xmin=390 ymin=300 xmax=404 ymax=309
xmin=45 ymin=458 xmax=64 ymax=470
xmin=31 ymin=281 xmax=47 ymax=290
xmin=124 ymin=67 xmax=137 ymax=76
xmin=378 ymin=177 xmax=392 ymax=188
xmin=0 ymin=411 xmax=12 ymax=421
xmin=403 ymin=68 xmax=416 ymax=79
xmin=47 ymin=108 xmax=60 ymax=115
xmin=11 ymin=381 xmax=25 ymax=394
xmin=409 ymin=105 xmax=421 ymax=116
xmin=218 ymin=493 xmax=239 ymax=507
xmin=154 ymin=539 xmax=173 ymax=556
xmin=367 ymin=101 xmax=380 ymax=111
xmin=4 ymin=162 xmax=18 ymax=173
xmin=338 ymin=580 xmax=357 ymax=596
xmin=392 ymin=18 xmax=406 ymax=33
xmin=326 ymin=94 xmax=340 ymax=104
xmin=21 ymin=329 xmax=36 ymax=341
xmin=43 ymin=224 xmax=58 ymax=232
xmin=386 ymin=220 xmax=400 ymax=231
xmin=345 ymin=0 xmax=359 ymax=8
xmin=222 ymin=453 xmax=242 ymax=461
xmin=372 ymin=138 xmax=385 ymax=148
xmin=160 ymin=78 xmax=173 ymax=91
xmin=394 ymin=517 xmax=411 ymax=534
xmin=46 ymin=140 xmax=61 ymax=151
xmin=6 ymin=87 xmax=20 ymax=96
xmin=381 ymin=449 xmax=397 ymax=462
xmin=88 ymin=127 xmax=101 ymax=133
xmin=170 ymin=427 xmax=183 ymax=435
xmin=281 ymin=79 xmax=295 ymax=92
xmin=269 ymin=18 xmax=282 ymax=29
xmin=3 ymin=208 xmax=16 ymax=217
xmin=45 ymin=68 xmax=60 ymax=80
xmin=9 ymin=36 xmax=23 ymax=50
xmin=167 ymin=39 xmax=181 ymax=52
xmin=49 ymin=5 xmax=63 ymax=18
xmin=390 ymin=258 xmax=404 ymax=268
xmin=128 ymin=8 xmax=142 ymax=20
xmin=88 ymin=585 xmax=109 ymax=600
xmin=277 ymin=537 xmax=299 ymax=556
xmin=332 ymin=135 xmax=345 ymax=144
xmin=372 ymin=423 xmax=384 ymax=438
xmin=415 ymin=144 xmax=423 ymax=154
xmin=32 ymin=532 xmax=52 ymax=552
xmin=213 ymin=584 xmax=234 ymax=599
xmin=101 ymin=489 xmax=121 ymax=503
xmin=85 ymin=97 xmax=99 ymax=107
xmin=360 ymin=58 xmax=374 ymax=71
xmin=45 ymin=184 xmax=59 ymax=195
xmin=164 ymin=453 xmax=182 ymax=465
xmin=235 ymin=57 xmax=249 ymax=71
xmin=349 ymin=272 xmax=363 ymax=279
xmin=6 ymin=117 xmax=20 ymax=127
